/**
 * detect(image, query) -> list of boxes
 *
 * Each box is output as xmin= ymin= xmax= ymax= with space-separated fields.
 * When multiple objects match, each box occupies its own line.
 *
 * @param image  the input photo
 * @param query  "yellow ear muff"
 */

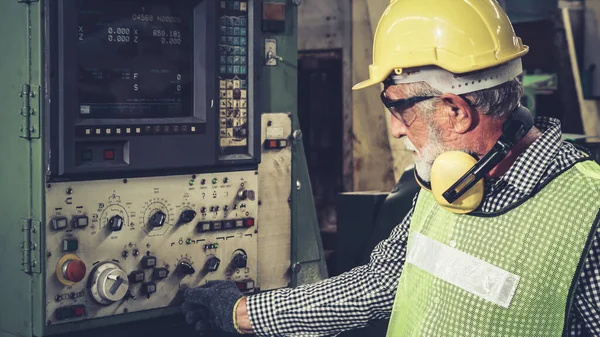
xmin=430 ymin=151 xmax=484 ymax=214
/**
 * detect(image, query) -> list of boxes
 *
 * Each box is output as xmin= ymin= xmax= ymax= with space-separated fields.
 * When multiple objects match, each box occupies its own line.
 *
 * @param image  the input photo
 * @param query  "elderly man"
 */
xmin=182 ymin=0 xmax=600 ymax=335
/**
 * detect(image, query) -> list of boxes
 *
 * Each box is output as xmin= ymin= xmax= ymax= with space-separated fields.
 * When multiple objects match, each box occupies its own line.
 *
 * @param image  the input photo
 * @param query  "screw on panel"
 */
xmin=47 ymin=251 xmax=51 ymax=257
xmin=292 ymin=263 xmax=302 ymax=273
xmin=123 ymin=178 xmax=128 ymax=184
xmin=296 ymin=180 xmax=301 ymax=190
xmin=258 ymin=200 xmax=262 ymax=206
xmin=267 ymin=120 xmax=272 ymax=126
xmin=293 ymin=130 xmax=303 ymax=140
xmin=254 ymin=171 xmax=258 ymax=175
xmin=47 ymin=184 xmax=51 ymax=189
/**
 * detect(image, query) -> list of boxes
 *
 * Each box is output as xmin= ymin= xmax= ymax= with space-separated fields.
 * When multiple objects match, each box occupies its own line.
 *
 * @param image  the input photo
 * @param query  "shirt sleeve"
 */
xmin=245 ymin=193 xmax=418 ymax=337
xmin=573 ymin=225 xmax=600 ymax=335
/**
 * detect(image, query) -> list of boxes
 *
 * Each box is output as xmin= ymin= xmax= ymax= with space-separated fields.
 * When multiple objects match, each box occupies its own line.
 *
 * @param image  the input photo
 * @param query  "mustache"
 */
xmin=404 ymin=138 xmax=417 ymax=152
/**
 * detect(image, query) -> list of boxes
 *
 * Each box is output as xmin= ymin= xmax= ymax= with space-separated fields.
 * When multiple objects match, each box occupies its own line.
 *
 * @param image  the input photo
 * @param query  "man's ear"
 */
xmin=439 ymin=93 xmax=476 ymax=134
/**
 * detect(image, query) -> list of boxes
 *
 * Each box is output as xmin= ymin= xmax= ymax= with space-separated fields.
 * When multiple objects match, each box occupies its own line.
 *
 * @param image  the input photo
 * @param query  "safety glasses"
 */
xmin=380 ymin=90 xmax=437 ymax=126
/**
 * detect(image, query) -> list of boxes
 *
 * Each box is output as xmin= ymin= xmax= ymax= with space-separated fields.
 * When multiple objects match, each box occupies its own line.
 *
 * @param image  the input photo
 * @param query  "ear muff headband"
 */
xmin=416 ymin=106 xmax=535 ymax=213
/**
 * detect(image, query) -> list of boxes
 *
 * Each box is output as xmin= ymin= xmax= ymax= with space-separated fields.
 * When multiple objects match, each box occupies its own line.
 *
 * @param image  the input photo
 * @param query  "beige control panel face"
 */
xmin=44 ymin=171 xmax=258 ymax=324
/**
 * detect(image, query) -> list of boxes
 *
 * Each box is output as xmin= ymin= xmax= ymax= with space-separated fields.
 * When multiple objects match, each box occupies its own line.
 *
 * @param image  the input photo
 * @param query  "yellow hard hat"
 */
xmin=352 ymin=0 xmax=529 ymax=91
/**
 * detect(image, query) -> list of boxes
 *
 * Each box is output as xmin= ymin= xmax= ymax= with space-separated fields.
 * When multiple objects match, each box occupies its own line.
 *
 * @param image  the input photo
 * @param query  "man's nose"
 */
xmin=390 ymin=114 xmax=407 ymax=139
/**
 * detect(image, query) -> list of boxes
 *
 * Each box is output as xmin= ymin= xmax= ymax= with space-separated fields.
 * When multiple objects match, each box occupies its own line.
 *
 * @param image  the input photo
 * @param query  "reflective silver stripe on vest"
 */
xmin=406 ymin=232 xmax=521 ymax=309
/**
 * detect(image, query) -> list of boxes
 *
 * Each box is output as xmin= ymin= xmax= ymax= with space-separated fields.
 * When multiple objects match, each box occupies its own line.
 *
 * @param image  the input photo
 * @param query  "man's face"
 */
xmin=385 ymin=84 xmax=466 ymax=182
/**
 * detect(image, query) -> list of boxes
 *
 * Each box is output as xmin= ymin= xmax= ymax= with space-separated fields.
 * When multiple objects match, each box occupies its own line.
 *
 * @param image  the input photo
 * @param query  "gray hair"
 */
xmin=405 ymin=78 xmax=524 ymax=118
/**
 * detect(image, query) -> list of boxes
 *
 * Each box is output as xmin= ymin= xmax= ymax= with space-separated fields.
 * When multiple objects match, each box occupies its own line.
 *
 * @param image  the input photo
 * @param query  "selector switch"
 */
xmin=179 ymin=210 xmax=197 ymax=224
xmin=148 ymin=210 xmax=167 ymax=228
xmin=177 ymin=260 xmax=196 ymax=275
xmin=232 ymin=252 xmax=248 ymax=269
xmin=205 ymin=257 xmax=221 ymax=272
xmin=153 ymin=268 xmax=169 ymax=280
xmin=141 ymin=256 xmax=157 ymax=269
xmin=108 ymin=215 xmax=124 ymax=232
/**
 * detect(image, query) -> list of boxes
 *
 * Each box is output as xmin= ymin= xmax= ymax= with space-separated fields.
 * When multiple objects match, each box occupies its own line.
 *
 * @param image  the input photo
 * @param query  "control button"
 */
xmin=223 ymin=220 xmax=235 ymax=229
xmin=141 ymin=256 xmax=157 ymax=269
xmin=243 ymin=218 xmax=255 ymax=227
xmin=235 ymin=279 xmax=255 ymax=292
xmin=177 ymin=260 xmax=196 ymax=275
xmin=205 ymin=257 xmax=221 ymax=272
xmin=213 ymin=222 xmax=222 ymax=230
xmin=103 ymin=149 xmax=115 ymax=160
xmin=178 ymin=210 xmax=197 ymax=224
xmin=153 ymin=268 xmax=169 ymax=280
xmin=264 ymin=139 xmax=288 ymax=149
xmin=223 ymin=205 xmax=230 ymax=212
xmin=142 ymin=282 xmax=157 ymax=295
xmin=51 ymin=217 xmax=68 ymax=230
xmin=200 ymin=207 xmax=207 ymax=214
xmin=197 ymin=222 xmax=212 ymax=232
xmin=108 ymin=215 xmax=124 ymax=231
xmin=54 ymin=305 xmax=86 ymax=320
xmin=212 ymin=178 xmax=218 ymax=184
xmin=128 ymin=270 xmax=145 ymax=283
xmin=235 ymin=220 xmax=244 ymax=228
xmin=73 ymin=215 xmax=89 ymax=228
xmin=148 ymin=210 xmax=166 ymax=228
xmin=62 ymin=238 xmax=79 ymax=252
xmin=62 ymin=259 xmax=87 ymax=283
xmin=232 ymin=252 xmax=247 ymax=269
xmin=81 ymin=150 xmax=93 ymax=162
xmin=223 ymin=177 xmax=229 ymax=183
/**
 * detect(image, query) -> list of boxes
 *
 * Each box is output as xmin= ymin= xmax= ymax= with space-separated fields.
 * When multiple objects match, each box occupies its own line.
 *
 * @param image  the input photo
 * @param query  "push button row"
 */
xmin=196 ymin=218 xmax=255 ymax=233
xmin=54 ymin=305 xmax=86 ymax=320
xmin=51 ymin=215 xmax=89 ymax=231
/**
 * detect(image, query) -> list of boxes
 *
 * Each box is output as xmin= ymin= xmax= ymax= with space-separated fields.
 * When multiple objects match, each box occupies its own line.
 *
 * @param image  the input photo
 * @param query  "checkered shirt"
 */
xmin=246 ymin=117 xmax=600 ymax=336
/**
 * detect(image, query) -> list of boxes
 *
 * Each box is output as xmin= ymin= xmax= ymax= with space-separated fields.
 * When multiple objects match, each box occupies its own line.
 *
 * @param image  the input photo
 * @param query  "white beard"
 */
xmin=404 ymin=124 xmax=447 ymax=182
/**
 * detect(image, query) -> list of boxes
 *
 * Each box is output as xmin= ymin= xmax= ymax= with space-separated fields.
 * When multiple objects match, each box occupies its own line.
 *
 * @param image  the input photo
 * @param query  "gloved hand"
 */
xmin=182 ymin=280 xmax=245 ymax=335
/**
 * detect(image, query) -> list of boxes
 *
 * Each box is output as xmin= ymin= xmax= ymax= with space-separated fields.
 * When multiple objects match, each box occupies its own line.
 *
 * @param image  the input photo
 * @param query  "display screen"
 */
xmin=77 ymin=2 xmax=196 ymax=119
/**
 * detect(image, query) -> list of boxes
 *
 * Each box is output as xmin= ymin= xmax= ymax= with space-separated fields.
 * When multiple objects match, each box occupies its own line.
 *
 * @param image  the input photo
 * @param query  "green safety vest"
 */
xmin=387 ymin=160 xmax=600 ymax=337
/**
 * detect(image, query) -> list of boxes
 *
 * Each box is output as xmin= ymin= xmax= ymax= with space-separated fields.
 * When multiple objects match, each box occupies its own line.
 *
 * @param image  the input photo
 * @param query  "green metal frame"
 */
xmin=0 ymin=1 xmax=326 ymax=336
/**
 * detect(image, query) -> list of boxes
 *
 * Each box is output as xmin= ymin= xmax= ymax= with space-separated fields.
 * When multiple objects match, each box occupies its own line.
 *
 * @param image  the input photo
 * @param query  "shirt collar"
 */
xmin=491 ymin=117 xmax=563 ymax=196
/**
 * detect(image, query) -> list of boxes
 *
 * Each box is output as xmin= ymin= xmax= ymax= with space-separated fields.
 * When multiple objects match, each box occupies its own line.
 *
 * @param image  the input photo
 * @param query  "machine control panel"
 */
xmin=44 ymin=171 xmax=259 ymax=323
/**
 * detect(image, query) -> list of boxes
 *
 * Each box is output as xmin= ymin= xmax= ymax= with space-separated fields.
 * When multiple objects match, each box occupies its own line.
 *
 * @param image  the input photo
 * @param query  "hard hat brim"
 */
xmin=352 ymin=77 xmax=382 ymax=91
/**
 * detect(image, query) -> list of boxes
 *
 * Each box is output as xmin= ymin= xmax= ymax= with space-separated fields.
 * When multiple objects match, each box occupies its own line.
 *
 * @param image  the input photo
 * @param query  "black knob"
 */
xmin=149 ymin=210 xmax=166 ymax=228
xmin=224 ymin=205 xmax=230 ymax=212
xmin=177 ymin=260 xmax=195 ymax=275
xmin=109 ymin=215 xmax=124 ymax=231
xmin=205 ymin=257 xmax=221 ymax=272
xmin=232 ymin=253 xmax=247 ymax=269
xmin=237 ymin=189 xmax=248 ymax=200
xmin=200 ymin=207 xmax=207 ymax=214
xmin=179 ymin=210 xmax=197 ymax=224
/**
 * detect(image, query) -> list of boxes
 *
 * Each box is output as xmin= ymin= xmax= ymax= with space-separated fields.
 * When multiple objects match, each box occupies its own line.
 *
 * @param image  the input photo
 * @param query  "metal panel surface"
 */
xmin=257 ymin=113 xmax=292 ymax=290
xmin=0 ymin=2 xmax=35 ymax=336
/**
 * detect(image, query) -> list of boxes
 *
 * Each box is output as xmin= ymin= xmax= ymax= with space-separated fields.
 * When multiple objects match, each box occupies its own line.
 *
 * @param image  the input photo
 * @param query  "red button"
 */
xmin=243 ymin=218 xmax=254 ymax=227
xmin=65 ymin=259 xmax=86 ymax=283
xmin=73 ymin=305 xmax=86 ymax=317
xmin=269 ymin=140 xmax=277 ymax=148
xmin=104 ymin=149 xmax=115 ymax=160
